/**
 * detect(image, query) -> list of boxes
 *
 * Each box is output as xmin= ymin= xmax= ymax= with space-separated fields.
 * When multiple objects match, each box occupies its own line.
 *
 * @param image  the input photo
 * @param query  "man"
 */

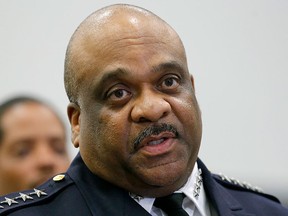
xmin=0 ymin=96 xmax=70 ymax=195
xmin=0 ymin=4 xmax=287 ymax=215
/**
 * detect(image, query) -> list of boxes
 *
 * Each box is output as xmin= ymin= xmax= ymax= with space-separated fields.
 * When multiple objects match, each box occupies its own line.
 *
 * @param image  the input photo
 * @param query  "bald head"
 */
xmin=64 ymin=4 xmax=186 ymax=103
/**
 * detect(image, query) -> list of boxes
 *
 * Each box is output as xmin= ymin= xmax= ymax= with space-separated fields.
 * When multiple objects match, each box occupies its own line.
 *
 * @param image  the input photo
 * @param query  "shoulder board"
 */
xmin=212 ymin=173 xmax=280 ymax=203
xmin=0 ymin=173 xmax=73 ymax=215
xmin=213 ymin=173 xmax=265 ymax=193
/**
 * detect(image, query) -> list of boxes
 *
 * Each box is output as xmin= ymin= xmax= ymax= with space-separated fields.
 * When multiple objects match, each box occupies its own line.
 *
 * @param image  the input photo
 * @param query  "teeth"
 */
xmin=148 ymin=138 xmax=164 ymax=145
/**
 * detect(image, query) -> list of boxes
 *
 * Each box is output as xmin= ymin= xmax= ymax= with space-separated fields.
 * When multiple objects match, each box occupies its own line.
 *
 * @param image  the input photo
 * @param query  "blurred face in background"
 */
xmin=0 ymin=102 xmax=70 ymax=195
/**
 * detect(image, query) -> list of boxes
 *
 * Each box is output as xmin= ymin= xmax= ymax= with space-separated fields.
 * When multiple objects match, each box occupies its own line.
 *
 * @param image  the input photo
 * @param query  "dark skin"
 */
xmin=66 ymin=5 xmax=202 ymax=197
xmin=0 ymin=102 xmax=69 ymax=195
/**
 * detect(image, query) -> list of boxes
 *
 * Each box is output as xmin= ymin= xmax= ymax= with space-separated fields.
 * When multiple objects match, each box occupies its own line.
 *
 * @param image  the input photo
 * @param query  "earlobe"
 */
xmin=67 ymin=103 xmax=81 ymax=148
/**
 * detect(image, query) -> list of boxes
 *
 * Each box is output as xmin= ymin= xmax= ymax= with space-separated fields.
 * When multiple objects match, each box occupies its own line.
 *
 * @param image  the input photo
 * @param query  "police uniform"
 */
xmin=0 ymin=153 xmax=287 ymax=216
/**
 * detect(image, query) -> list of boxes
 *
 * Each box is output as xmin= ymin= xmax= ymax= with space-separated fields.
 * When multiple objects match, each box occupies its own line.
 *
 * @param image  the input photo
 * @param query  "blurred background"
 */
xmin=0 ymin=0 xmax=287 ymax=206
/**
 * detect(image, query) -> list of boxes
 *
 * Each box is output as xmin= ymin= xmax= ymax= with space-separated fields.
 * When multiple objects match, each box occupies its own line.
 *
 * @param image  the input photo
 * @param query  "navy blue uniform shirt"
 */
xmin=0 ymin=153 xmax=287 ymax=216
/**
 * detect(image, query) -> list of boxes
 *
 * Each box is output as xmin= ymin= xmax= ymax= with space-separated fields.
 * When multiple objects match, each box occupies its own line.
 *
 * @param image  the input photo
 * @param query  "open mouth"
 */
xmin=135 ymin=131 xmax=176 ymax=153
xmin=133 ymin=123 xmax=178 ymax=151
xmin=148 ymin=138 xmax=166 ymax=145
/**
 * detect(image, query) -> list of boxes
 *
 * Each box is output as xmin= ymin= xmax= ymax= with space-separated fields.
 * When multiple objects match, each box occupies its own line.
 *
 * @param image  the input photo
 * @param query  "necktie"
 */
xmin=154 ymin=193 xmax=189 ymax=216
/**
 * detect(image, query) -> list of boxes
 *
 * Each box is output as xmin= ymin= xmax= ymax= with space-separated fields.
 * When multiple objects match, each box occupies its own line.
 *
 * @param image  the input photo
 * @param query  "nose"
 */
xmin=35 ymin=144 xmax=56 ymax=173
xmin=131 ymin=90 xmax=171 ymax=122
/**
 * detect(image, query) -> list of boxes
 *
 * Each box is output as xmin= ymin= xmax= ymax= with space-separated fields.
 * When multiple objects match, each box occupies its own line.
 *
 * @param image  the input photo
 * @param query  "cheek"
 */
xmin=0 ymin=167 xmax=33 ymax=194
xmin=171 ymin=93 xmax=202 ymax=146
xmin=0 ymin=158 xmax=32 ymax=186
xmin=99 ymin=113 xmax=130 ymax=155
xmin=173 ymin=93 xmax=201 ymax=125
xmin=80 ymin=108 xmax=130 ymax=163
xmin=79 ymin=111 xmax=134 ymax=186
xmin=53 ymin=157 xmax=70 ymax=172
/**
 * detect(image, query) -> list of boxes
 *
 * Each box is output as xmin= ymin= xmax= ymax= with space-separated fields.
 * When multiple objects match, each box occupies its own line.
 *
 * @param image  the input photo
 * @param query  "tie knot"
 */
xmin=154 ymin=193 xmax=189 ymax=216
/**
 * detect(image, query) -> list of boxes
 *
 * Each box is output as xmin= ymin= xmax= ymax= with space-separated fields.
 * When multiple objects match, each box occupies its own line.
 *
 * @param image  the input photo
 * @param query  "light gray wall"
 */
xmin=0 ymin=0 xmax=287 ymax=206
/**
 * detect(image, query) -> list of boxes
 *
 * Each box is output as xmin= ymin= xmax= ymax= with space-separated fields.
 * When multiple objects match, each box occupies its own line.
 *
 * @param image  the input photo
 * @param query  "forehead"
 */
xmin=74 ymin=6 xmax=182 ymax=55
xmin=1 ymin=103 xmax=63 ymax=133
xmin=78 ymin=37 xmax=187 ymax=96
xmin=71 ymin=15 xmax=186 ymax=80
xmin=73 ymin=18 xmax=180 ymax=60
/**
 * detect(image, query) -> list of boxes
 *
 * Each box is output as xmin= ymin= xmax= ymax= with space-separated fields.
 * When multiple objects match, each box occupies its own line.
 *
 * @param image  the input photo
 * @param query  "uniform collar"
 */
xmin=197 ymin=159 xmax=254 ymax=216
xmin=180 ymin=163 xmax=210 ymax=216
xmin=131 ymin=162 xmax=211 ymax=216
xmin=67 ymin=153 xmax=151 ymax=216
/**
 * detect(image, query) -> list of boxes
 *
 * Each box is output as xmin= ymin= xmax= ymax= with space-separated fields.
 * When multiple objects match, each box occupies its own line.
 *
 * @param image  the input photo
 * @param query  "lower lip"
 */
xmin=140 ymin=138 xmax=175 ymax=156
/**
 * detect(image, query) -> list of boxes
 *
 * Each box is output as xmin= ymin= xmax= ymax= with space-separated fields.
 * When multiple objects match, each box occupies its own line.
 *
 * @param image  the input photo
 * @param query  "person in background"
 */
xmin=0 ymin=4 xmax=287 ymax=216
xmin=0 ymin=96 xmax=70 ymax=195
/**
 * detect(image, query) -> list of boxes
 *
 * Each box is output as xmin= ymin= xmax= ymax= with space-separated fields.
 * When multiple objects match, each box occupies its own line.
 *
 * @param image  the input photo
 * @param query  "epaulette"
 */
xmin=213 ymin=173 xmax=281 ymax=203
xmin=0 ymin=173 xmax=73 ymax=215
xmin=214 ymin=173 xmax=264 ymax=194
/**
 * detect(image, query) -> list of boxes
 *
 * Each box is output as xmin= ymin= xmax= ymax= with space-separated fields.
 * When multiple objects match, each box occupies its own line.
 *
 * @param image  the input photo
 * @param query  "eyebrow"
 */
xmin=151 ymin=61 xmax=185 ymax=74
xmin=98 ymin=68 xmax=129 ymax=86
xmin=92 ymin=68 xmax=129 ymax=98
xmin=99 ymin=61 xmax=185 ymax=84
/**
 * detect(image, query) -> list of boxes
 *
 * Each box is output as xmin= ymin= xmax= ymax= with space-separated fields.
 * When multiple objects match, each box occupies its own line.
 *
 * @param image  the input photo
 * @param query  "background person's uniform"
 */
xmin=0 ymin=153 xmax=287 ymax=216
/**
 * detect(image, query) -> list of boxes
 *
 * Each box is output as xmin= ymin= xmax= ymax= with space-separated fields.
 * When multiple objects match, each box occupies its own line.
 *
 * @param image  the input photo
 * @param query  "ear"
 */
xmin=67 ymin=102 xmax=81 ymax=148
xmin=190 ymin=74 xmax=195 ymax=90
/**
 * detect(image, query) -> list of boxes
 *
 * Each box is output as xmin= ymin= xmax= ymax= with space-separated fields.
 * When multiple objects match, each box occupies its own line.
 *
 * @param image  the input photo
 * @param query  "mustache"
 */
xmin=133 ymin=123 xmax=178 ymax=149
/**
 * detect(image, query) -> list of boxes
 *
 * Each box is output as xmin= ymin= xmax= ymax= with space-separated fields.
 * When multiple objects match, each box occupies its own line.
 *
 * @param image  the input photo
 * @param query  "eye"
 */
xmin=106 ymin=87 xmax=132 ymax=102
xmin=159 ymin=76 xmax=180 ymax=90
xmin=50 ymin=138 xmax=67 ymax=155
xmin=113 ymin=89 xmax=127 ymax=98
xmin=14 ymin=144 xmax=31 ymax=158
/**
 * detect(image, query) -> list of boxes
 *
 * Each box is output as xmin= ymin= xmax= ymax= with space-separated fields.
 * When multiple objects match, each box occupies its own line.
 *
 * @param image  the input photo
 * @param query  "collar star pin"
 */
xmin=193 ymin=168 xmax=203 ymax=199
xmin=129 ymin=193 xmax=143 ymax=202
xmin=1 ymin=197 xmax=18 ymax=206
xmin=30 ymin=188 xmax=47 ymax=198
xmin=16 ymin=193 xmax=34 ymax=201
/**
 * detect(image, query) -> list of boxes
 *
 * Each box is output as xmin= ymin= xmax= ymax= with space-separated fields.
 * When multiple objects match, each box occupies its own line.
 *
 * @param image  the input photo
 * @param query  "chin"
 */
xmin=138 ymin=166 xmax=189 ymax=195
xmin=136 ymin=177 xmax=187 ymax=197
